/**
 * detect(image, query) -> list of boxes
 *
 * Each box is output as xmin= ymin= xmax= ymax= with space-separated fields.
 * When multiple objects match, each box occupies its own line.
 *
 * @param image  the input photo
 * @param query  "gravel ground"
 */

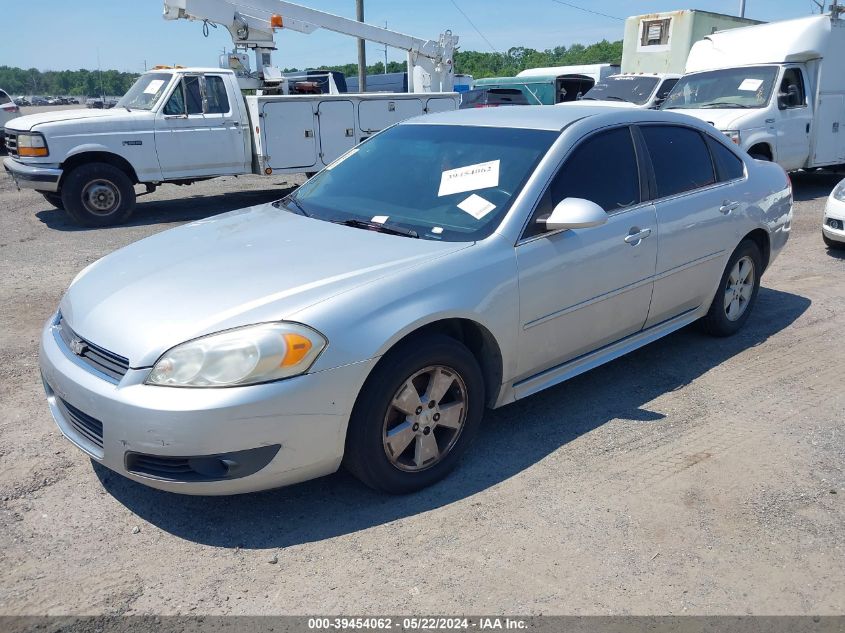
xmin=0 ymin=149 xmax=843 ymax=616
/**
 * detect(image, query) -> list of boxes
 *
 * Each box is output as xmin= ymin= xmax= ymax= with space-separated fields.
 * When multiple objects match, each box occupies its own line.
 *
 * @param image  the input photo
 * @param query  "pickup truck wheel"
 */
xmin=699 ymin=239 xmax=762 ymax=337
xmin=343 ymin=334 xmax=484 ymax=494
xmin=40 ymin=192 xmax=64 ymax=209
xmin=61 ymin=163 xmax=136 ymax=227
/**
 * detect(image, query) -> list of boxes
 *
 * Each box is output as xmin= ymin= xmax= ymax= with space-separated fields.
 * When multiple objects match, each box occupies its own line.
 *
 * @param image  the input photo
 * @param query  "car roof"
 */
xmin=404 ymin=104 xmax=714 ymax=133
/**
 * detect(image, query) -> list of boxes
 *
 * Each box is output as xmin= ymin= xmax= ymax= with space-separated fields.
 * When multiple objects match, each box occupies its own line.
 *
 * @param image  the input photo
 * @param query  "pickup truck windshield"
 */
xmin=582 ymin=76 xmax=659 ymax=105
xmin=116 ymin=73 xmax=173 ymax=111
xmin=662 ymin=66 xmax=778 ymax=110
xmin=282 ymin=124 xmax=558 ymax=242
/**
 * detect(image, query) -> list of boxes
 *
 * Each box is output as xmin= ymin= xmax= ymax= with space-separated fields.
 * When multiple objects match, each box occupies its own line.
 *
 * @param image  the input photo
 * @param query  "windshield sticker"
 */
xmin=738 ymin=78 xmax=764 ymax=92
xmin=438 ymin=160 xmax=500 ymax=197
xmin=143 ymin=79 xmax=166 ymax=94
xmin=371 ymin=215 xmax=389 ymax=224
xmin=457 ymin=194 xmax=496 ymax=220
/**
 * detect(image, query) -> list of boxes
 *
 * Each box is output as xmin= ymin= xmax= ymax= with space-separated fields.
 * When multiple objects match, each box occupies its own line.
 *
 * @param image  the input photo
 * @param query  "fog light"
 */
xmin=827 ymin=218 xmax=843 ymax=230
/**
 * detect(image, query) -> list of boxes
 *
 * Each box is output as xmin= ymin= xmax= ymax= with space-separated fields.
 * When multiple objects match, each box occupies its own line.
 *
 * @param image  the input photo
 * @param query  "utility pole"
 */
xmin=356 ymin=0 xmax=367 ymax=92
xmin=384 ymin=21 xmax=389 ymax=74
xmin=739 ymin=0 xmax=746 ymax=17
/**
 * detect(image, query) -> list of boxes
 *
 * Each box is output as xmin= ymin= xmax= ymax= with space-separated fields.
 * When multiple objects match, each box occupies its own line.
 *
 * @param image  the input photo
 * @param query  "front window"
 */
xmin=662 ymin=66 xmax=778 ymax=110
xmin=582 ymin=76 xmax=660 ymax=106
xmin=279 ymin=124 xmax=558 ymax=242
xmin=116 ymin=73 xmax=172 ymax=111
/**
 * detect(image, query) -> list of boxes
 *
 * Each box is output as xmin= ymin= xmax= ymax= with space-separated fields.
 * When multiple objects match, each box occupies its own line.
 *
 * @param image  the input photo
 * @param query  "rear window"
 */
xmin=640 ymin=125 xmax=715 ymax=198
xmin=205 ymin=76 xmax=230 ymax=114
xmin=706 ymin=136 xmax=745 ymax=182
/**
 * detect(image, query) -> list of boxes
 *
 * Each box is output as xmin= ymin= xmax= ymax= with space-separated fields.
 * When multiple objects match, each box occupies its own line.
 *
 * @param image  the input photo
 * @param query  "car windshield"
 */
xmin=582 ymin=76 xmax=659 ymax=105
xmin=116 ymin=73 xmax=173 ymax=111
xmin=661 ymin=66 xmax=778 ymax=110
xmin=280 ymin=124 xmax=558 ymax=242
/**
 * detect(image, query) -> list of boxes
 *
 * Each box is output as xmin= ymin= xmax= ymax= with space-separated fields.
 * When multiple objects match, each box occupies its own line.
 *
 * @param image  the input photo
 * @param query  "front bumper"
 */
xmin=3 ymin=156 xmax=62 ymax=192
xmin=823 ymin=195 xmax=845 ymax=244
xmin=39 ymin=315 xmax=376 ymax=495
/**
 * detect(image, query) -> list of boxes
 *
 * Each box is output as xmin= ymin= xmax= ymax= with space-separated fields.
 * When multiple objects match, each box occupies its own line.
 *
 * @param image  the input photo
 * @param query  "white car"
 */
xmin=0 ymin=89 xmax=21 ymax=140
xmin=823 ymin=179 xmax=845 ymax=249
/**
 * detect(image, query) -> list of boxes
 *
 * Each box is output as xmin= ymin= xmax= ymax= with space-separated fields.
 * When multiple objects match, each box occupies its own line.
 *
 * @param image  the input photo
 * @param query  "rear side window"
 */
xmin=550 ymin=126 xmax=641 ymax=213
xmin=640 ymin=125 xmax=715 ymax=197
xmin=205 ymin=76 xmax=230 ymax=114
xmin=706 ymin=136 xmax=745 ymax=182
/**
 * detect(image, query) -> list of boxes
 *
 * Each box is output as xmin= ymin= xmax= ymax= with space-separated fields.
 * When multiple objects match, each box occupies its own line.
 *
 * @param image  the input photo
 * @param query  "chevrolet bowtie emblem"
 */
xmin=69 ymin=336 xmax=87 ymax=356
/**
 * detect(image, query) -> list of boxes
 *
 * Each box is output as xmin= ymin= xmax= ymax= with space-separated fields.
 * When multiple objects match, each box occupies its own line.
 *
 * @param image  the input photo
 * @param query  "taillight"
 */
xmin=2 ymin=104 xmax=18 ymax=113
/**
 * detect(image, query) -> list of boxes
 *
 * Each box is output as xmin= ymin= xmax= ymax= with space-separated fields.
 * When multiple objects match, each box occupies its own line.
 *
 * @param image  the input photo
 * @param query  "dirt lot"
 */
xmin=0 ymin=153 xmax=843 ymax=616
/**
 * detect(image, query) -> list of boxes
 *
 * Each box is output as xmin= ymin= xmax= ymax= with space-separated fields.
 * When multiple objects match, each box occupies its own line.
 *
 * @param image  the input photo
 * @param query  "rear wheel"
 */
xmin=700 ymin=239 xmax=763 ymax=337
xmin=61 ymin=162 xmax=136 ymax=227
xmin=343 ymin=334 xmax=485 ymax=493
xmin=40 ymin=192 xmax=64 ymax=209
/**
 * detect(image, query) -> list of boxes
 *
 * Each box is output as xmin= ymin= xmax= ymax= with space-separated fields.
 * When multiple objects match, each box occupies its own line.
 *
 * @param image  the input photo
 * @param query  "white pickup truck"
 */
xmin=3 ymin=67 xmax=459 ymax=226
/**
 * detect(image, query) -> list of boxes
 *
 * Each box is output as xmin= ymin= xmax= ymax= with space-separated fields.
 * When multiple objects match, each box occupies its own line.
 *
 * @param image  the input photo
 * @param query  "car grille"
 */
xmin=4 ymin=130 xmax=18 ymax=157
xmin=57 ymin=316 xmax=130 ymax=382
xmin=56 ymin=397 xmax=104 ymax=449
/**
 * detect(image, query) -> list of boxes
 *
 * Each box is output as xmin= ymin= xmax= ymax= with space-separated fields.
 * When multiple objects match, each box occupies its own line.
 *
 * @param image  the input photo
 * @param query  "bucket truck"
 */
xmin=3 ymin=0 xmax=460 ymax=226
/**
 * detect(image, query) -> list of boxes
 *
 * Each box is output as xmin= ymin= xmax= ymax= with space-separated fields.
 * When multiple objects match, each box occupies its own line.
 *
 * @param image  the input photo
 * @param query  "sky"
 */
xmin=0 ymin=0 xmax=830 ymax=73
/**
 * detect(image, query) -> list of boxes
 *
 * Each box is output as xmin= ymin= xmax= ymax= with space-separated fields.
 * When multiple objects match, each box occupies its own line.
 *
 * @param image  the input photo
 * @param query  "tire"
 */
xmin=40 ymin=192 xmax=64 ymax=209
xmin=343 ymin=334 xmax=485 ymax=494
xmin=60 ymin=162 xmax=136 ymax=227
xmin=699 ymin=239 xmax=763 ymax=337
xmin=823 ymin=233 xmax=845 ymax=249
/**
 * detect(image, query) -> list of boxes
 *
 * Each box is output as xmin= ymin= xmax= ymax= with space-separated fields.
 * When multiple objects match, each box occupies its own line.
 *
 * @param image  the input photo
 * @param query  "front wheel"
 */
xmin=343 ymin=334 xmax=485 ymax=494
xmin=61 ymin=162 xmax=136 ymax=227
xmin=699 ymin=239 xmax=763 ymax=337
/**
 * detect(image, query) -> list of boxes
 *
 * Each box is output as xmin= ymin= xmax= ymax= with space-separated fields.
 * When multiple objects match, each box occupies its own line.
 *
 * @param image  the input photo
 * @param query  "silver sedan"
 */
xmin=39 ymin=106 xmax=793 ymax=495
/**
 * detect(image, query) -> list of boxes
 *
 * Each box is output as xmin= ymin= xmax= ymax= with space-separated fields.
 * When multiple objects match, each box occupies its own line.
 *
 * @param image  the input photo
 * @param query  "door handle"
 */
xmin=719 ymin=200 xmax=740 ymax=214
xmin=624 ymin=228 xmax=652 ymax=245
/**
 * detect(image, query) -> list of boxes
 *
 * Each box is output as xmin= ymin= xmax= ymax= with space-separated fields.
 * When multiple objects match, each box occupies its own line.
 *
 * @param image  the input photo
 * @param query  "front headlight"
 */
xmin=723 ymin=130 xmax=741 ymax=145
xmin=17 ymin=132 xmax=49 ymax=157
xmin=833 ymin=179 xmax=845 ymax=203
xmin=146 ymin=323 xmax=327 ymax=388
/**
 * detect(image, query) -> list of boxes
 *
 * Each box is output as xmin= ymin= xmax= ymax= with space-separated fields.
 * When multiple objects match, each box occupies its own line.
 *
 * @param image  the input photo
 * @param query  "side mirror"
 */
xmin=537 ymin=197 xmax=608 ymax=232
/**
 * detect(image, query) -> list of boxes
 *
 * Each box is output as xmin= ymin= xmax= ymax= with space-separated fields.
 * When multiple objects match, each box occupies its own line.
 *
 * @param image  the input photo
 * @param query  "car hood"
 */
xmin=6 ymin=108 xmax=128 ymax=131
xmin=60 ymin=204 xmax=471 ymax=367
xmin=663 ymin=108 xmax=751 ymax=130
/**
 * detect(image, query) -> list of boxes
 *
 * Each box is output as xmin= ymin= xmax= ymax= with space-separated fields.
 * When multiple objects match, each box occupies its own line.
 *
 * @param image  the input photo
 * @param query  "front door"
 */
xmin=515 ymin=126 xmax=658 ymax=381
xmin=154 ymin=74 xmax=246 ymax=178
xmin=775 ymin=67 xmax=812 ymax=170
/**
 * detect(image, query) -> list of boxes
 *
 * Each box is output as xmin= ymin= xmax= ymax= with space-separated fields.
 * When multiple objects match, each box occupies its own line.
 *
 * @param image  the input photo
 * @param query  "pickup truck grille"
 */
xmin=4 ymin=131 xmax=18 ymax=157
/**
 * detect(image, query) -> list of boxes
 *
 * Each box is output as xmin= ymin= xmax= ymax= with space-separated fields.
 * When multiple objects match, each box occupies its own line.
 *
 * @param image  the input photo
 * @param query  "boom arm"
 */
xmin=163 ymin=0 xmax=458 ymax=92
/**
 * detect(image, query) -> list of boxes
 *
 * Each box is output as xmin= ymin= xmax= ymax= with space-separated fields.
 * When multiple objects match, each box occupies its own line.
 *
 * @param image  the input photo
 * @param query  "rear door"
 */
xmin=515 ymin=126 xmax=658 ymax=382
xmin=639 ymin=125 xmax=744 ymax=327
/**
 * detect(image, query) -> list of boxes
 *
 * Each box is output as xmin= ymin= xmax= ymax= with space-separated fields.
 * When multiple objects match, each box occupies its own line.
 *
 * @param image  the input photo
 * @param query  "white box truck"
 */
xmin=661 ymin=14 xmax=845 ymax=171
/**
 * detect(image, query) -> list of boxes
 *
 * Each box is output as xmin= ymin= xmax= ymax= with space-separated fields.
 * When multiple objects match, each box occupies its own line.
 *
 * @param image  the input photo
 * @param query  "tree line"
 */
xmin=0 ymin=39 xmax=622 ymax=96
xmin=0 ymin=66 xmax=140 ymax=97
xmin=317 ymin=40 xmax=623 ymax=79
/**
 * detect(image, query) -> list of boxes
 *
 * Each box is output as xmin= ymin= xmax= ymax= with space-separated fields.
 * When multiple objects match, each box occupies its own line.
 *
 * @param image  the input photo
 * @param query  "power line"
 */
xmin=449 ymin=0 xmax=499 ymax=52
xmin=549 ymin=0 xmax=624 ymax=22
